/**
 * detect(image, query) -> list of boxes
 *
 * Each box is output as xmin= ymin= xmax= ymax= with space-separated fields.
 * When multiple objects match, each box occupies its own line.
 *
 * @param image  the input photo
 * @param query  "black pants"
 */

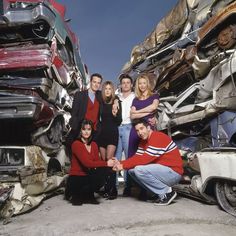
xmin=104 ymin=170 xmax=117 ymax=193
xmin=65 ymin=168 xmax=108 ymax=200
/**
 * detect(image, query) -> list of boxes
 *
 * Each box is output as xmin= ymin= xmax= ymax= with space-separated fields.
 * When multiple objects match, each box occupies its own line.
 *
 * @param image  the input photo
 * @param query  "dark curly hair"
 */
xmin=77 ymin=119 xmax=94 ymax=145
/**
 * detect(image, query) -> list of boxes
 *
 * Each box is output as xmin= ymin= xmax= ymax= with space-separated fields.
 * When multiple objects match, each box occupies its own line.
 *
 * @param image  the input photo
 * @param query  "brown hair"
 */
xmin=133 ymin=118 xmax=149 ymax=128
xmin=134 ymin=74 xmax=153 ymax=99
xmin=90 ymin=73 xmax=103 ymax=82
xmin=119 ymin=74 xmax=133 ymax=83
xmin=101 ymin=81 xmax=116 ymax=104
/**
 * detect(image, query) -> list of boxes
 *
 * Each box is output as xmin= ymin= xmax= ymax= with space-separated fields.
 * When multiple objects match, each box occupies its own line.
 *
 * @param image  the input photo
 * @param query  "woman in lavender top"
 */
xmin=128 ymin=74 xmax=159 ymax=157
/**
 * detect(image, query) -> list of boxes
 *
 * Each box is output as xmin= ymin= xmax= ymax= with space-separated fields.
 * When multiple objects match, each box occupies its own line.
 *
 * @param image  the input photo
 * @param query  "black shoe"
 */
xmin=84 ymin=192 xmax=100 ymax=205
xmin=106 ymin=188 xmax=118 ymax=200
xmin=122 ymin=187 xmax=131 ymax=197
xmin=71 ymin=197 xmax=83 ymax=206
xmin=154 ymin=191 xmax=177 ymax=206
xmin=86 ymin=197 xmax=100 ymax=205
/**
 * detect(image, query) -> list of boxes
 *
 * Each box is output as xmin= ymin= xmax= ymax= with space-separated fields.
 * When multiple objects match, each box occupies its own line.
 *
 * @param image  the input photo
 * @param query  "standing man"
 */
xmin=66 ymin=73 xmax=103 ymax=154
xmin=113 ymin=119 xmax=183 ymax=206
xmin=115 ymin=74 xmax=135 ymax=195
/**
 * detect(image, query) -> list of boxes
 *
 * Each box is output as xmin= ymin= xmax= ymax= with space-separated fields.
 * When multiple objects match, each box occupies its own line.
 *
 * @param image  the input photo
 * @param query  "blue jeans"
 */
xmin=115 ymin=124 xmax=132 ymax=182
xmin=128 ymin=164 xmax=181 ymax=199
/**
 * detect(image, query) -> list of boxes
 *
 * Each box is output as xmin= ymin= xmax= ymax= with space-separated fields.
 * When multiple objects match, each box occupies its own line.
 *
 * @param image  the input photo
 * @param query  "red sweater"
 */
xmin=122 ymin=131 xmax=183 ymax=175
xmin=85 ymin=97 xmax=99 ymax=130
xmin=70 ymin=140 xmax=107 ymax=176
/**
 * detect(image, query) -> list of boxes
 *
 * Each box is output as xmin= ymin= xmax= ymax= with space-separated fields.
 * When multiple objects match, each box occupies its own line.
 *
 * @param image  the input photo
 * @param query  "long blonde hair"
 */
xmin=101 ymin=81 xmax=116 ymax=104
xmin=134 ymin=74 xmax=153 ymax=99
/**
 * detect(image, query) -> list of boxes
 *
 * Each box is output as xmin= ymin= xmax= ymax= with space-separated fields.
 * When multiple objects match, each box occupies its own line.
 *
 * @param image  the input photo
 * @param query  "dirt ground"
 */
xmin=1 ymin=186 xmax=236 ymax=236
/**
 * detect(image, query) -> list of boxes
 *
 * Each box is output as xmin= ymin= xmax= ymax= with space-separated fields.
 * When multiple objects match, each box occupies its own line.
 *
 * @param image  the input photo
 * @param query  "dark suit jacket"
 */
xmin=67 ymin=89 xmax=102 ymax=145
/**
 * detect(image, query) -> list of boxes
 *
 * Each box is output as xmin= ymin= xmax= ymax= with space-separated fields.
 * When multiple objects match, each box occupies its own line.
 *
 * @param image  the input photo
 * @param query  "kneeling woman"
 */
xmin=66 ymin=119 xmax=114 ymax=205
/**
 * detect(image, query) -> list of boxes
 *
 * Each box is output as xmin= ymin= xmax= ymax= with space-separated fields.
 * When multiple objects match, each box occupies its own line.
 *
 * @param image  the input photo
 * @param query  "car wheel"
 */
xmin=215 ymin=181 xmax=236 ymax=217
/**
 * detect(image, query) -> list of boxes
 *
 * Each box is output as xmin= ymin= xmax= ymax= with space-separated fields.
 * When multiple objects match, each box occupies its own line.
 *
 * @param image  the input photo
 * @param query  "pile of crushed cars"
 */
xmin=122 ymin=0 xmax=236 ymax=217
xmin=0 ymin=0 xmax=88 ymax=221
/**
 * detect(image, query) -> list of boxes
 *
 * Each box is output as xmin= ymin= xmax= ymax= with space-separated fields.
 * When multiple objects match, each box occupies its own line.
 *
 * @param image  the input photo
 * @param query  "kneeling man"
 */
xmin=114 ymin=119 xmax=183 ymax=205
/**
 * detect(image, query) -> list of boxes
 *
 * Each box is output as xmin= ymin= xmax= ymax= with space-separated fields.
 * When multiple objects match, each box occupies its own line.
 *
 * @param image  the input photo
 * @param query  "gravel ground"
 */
xmin=1 ymin=187 xmax=236 ymax=236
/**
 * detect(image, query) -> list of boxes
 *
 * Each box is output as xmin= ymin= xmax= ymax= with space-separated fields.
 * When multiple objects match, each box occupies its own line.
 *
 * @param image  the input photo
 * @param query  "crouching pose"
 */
xmin=113 ymin=119 xmax=183 ymax=205
xmin=65 ymin=119 xmax=115 ymax=205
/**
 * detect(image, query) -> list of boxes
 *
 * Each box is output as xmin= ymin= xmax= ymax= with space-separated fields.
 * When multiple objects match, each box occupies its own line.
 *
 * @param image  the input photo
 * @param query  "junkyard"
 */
xmin=1 ymin=0 xmax=236 ymax=235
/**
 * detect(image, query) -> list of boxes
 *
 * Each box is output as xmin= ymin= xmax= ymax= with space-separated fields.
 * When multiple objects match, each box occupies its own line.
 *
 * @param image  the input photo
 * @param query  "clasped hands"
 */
xmin=107 ymin=158 xmax=123 ymax=171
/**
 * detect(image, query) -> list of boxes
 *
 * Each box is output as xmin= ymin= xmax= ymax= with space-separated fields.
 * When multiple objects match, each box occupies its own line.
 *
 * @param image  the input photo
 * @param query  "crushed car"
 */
xmin=0 ymin=145 xmax=69 ymax=222
xmin=121 ymin=0 xmax=236 ymax=217
xmin=0 ymin=0 xmax=88 ymax=220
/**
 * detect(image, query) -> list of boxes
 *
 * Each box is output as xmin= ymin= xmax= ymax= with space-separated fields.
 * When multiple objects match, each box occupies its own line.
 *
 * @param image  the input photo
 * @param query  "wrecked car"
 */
xmin=0 ymin=0 xmax=88 ymax=149
xmin=0 ymin=0 xmax=88 ymax=219
xmin=0 ymin=145 xmax=69 ymax=221
xmin=121 ymin=0 xmax=236 ymax=216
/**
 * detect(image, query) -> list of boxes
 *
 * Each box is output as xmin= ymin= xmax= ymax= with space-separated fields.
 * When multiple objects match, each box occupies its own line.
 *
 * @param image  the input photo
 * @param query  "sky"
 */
xmin=57 ymin=0 xmax=178 ymax=84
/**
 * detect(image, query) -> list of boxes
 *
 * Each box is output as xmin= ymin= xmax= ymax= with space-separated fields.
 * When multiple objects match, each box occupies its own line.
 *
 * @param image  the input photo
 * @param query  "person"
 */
xmin=97 ymin=81 xmax=122 ymax=199
xmin=128 ymin=74 xmax=159 ymax=157
xmin=66 ymin=73 xmax=103 ymax=156
xmin=125 ymin=74 xmax=159 ymax=196
xmin=65 ymin=119 xmax=115 ymax=206
xmin=114 ymin=74 xmax=135 ymax=194
xmin=113 ymin=119 xmax=183 ymax=206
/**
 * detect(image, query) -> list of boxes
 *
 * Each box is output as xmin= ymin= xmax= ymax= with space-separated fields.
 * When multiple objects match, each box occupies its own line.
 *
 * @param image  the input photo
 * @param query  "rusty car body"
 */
xmin=121 ymin=0 xmax=236 ymax=217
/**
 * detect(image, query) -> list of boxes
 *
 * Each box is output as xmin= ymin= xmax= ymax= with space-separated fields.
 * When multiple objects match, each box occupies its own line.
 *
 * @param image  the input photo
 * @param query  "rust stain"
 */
xmin=198 ymin=2 xmax=236 ymax=42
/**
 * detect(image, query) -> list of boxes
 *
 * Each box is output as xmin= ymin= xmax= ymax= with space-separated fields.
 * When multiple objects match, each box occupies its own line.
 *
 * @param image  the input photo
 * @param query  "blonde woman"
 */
xmin=128 ymin=74 xmax=159 ymax=157
xmin=97 ymin=81 xmax=122 ymax=199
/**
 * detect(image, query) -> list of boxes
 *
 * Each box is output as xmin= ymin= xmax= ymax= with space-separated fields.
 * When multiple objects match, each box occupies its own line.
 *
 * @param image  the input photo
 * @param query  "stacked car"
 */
xmin=0 ymin=0 xmax=88 ymax=148
xmin=122 ymin=0 xmax=236 ymax=216
xmin=0 ymin=0 xmax=88 ymax=219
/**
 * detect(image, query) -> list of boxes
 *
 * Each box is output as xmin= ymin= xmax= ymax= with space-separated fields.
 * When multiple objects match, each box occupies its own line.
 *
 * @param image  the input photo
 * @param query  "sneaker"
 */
xmin=154 ymin=191 xmax=177 ymax=206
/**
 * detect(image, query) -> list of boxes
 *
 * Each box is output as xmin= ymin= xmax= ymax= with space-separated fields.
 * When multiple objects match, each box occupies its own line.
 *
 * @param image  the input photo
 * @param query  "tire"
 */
xmin=215 ymin=181 xmax=236 ymax=217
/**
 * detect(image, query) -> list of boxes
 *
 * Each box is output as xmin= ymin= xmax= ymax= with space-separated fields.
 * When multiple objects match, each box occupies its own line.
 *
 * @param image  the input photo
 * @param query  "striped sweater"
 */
xmin=122 ymin=131 xmax=183 ymax=175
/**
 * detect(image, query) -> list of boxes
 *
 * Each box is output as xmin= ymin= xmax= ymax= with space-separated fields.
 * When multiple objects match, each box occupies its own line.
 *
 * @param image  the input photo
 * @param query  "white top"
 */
xmin=88 ymin=90 xmax=95 ymax=103
xmin=118 ymin=92 xmax=135 ymax=125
